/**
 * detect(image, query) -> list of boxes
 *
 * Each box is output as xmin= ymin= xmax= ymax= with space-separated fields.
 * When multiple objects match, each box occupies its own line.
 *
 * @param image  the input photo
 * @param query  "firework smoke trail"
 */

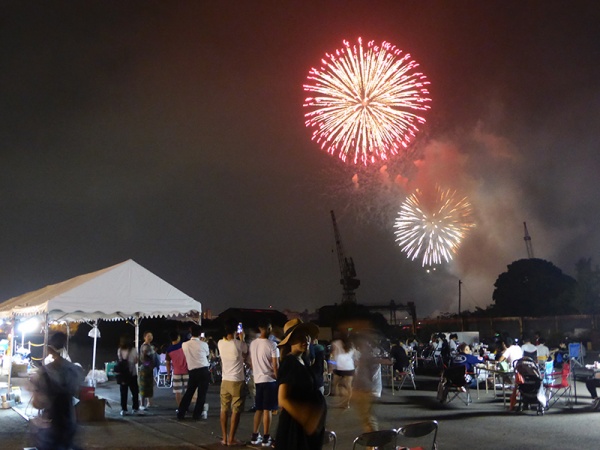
xmin=394 ymin=187 xmax=476 ymax=266
xmin=303 ymin=38 xmax=431 ymax=165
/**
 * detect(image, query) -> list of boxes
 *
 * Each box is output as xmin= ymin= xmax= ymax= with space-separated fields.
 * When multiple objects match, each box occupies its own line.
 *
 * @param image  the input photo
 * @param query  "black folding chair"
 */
xmin=442 ymin=365 xmax=471 ymax=405
xmin=397 ymin=420 xmax=438 ymax=450
xmin=352 ymin=429 xmax=398 ymax=449
xmin=323 ymin=430 xmax=337 ymax=449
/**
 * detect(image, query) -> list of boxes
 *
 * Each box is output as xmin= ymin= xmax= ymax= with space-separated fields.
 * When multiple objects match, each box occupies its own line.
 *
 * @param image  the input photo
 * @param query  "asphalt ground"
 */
xmin=2 ymin=368 xmax=600 ymax=450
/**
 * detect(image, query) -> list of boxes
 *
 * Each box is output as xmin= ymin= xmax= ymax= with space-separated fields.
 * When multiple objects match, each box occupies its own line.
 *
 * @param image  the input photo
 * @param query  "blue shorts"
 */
xmin=255 ymin=381 xmax=278 ymax=411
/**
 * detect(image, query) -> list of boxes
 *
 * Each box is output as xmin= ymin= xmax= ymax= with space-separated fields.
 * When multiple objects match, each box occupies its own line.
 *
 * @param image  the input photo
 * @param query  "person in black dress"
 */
xmin=275 ymin=319 xmax=327 ymax=450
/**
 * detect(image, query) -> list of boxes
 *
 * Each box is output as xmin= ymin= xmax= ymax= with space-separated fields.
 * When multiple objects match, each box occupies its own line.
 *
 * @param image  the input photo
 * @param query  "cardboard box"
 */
xmin=76 ymin=398 xmax=105 ymax=422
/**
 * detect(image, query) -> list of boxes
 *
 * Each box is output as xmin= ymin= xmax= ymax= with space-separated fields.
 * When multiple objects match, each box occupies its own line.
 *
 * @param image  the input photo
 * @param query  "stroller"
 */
xmin=513 ymin=357 xmax=546 ymax=415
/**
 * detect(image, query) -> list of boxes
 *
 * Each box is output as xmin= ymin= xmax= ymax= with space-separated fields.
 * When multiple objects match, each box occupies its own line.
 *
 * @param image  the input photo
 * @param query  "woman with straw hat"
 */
xmin=275 ymin=319 xmax=327 ymax=450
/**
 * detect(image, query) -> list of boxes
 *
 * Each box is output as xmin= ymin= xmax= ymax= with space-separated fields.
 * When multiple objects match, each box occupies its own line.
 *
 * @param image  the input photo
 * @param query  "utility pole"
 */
xmin=458 ymin=279 xmax=462 ymax=316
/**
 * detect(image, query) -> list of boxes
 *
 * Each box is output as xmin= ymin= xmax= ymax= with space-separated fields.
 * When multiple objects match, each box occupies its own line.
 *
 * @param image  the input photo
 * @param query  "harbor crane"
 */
xmin=523 ymin=222 xmax=535 ymax=259
xmin=330 ymin=210 xmax=360 ymax=303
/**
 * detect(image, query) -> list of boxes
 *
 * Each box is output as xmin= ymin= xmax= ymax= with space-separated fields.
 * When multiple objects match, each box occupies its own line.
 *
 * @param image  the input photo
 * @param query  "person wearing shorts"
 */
xmin=249 ymin=320 xmax=279 ymax=447
xmin=165 ymin=331 xmax=189 ymax=408
xmin=218 ymin=320 xmax=248 ymax=446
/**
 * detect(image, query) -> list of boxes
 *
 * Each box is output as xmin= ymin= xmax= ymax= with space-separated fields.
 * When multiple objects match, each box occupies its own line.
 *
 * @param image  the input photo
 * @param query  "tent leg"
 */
xmin=42 ymin=313 xmax=49 ymax=360
xmin=5 ymin=323 xmax=15 ymax=398
xmin=91 ymin=322 xmax=98 ymax=387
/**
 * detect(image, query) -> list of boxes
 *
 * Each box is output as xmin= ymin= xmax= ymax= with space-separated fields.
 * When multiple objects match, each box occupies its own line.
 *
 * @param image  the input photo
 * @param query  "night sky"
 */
xmin=2 ymin=1 xmax=600 ymax=319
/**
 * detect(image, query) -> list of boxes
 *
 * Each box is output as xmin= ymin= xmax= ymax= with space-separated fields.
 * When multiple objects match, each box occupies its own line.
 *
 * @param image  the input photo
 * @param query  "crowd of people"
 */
xmin=30 ymin=324 xmax=600 ymax=449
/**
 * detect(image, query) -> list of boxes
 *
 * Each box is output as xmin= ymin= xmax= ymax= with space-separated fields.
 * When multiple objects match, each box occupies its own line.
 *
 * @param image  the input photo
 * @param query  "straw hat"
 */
xmin=278 ymin=318 xmax=319 ymax=347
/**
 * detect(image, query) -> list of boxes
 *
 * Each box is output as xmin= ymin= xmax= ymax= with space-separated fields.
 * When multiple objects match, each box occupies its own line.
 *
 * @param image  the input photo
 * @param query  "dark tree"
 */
xmin=492 ymin=258 xmax=577 ymax=317
xmin=574 ymin=258 xmax=600 ymax=314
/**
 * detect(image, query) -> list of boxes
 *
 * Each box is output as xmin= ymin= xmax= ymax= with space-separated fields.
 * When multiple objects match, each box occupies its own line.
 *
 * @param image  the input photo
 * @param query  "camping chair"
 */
xmin=352 ymin=429 xmax=398 ymax=450
xmin=441 ymin=365 xmax=471 ymax=405
xmin=568 ymin=342 xmax=585 ymax=368
xmin=155 ymin=354 xmax=172 ymax=388
xmin=323 ymin=430 xmax=337 ymax=450
xmin=544 ymin=361 xmax=572 ymax=409
xmin=395 ymin=357 xmax=417 ymax=391
xmin=397 ymin=420 xmax=438 ymax=450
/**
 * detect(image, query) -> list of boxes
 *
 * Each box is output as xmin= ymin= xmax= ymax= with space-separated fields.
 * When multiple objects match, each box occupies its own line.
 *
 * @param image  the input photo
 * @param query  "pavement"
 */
xmin=2 ymin=367 xmax=600 ymax=450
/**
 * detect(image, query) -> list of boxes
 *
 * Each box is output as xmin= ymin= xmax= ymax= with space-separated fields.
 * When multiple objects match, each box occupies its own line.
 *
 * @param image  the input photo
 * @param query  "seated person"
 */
xmin=497 ymin=338 xmax=524 ymax=367
xmin=450 ymin=343 xmax=484 ymax=388
xmin=520 ymin=335 xmax=538 ymax=362
xmin=535 ymin=338 xmax=550 ymax=365
xmin=585 ymin=369 xmax=600 ymax=410
xmin=390 ymin=340 xmax=410 ymax=374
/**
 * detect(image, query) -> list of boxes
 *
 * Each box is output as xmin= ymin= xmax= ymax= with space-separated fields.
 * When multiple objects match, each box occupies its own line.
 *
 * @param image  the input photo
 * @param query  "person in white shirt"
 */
xmin=497 ymin=338 xmax=524 ymax=366
xmin=217 ymin=320 xmax=248 ymax=446
xmin=520 ymin=336 xmax=538 ymax=362
xmin=248 ymin=319 xmax=279 ymax=446
xmin=176 ymin=324 xmax=210 ymax=421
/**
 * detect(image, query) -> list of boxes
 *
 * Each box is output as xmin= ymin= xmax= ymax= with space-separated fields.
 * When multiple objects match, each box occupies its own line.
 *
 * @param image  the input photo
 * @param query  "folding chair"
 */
xmin=396 ymin=357 xmax=417 ymax=390
xmin=397 ymin=420 xmax=438 ymax=450
xmin=568 ymin=343 xmax=585 ymax=368
xmin=323 ymin=430 xmax=337 ymax=450
xmin=441 ymin=365 xmax=471 ymax=405
xmin=155 ymin=354 xmax=172 ymax=388
xmin=352 ymin=429 xmax=398 ymax=449
xmin=544 ymin=361 xmax=572 ymax=409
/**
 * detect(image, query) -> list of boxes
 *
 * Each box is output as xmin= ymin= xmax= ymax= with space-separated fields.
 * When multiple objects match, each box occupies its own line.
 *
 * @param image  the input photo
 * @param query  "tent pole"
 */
xmin=66 ymin=322 xmax=70 ymax=354
xmin=42 ymin=313 xmax=49 ymax=360
xmin=91 ymin=321 xmax=98 ymax=386
xmin=6 ymin=321 xmax=15 ymax=397
xmin=134 ymin=315 xmax=140 ymax=377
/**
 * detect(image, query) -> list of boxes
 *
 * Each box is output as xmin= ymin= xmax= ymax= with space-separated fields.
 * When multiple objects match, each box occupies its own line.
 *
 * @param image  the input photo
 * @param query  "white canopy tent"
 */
xmin=0 ymin=259 xmax=201 ymax=393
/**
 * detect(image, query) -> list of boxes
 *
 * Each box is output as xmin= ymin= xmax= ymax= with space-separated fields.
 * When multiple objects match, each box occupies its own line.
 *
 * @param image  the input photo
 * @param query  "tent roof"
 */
xmin=0 ymin=259 xmax=200 ymax=322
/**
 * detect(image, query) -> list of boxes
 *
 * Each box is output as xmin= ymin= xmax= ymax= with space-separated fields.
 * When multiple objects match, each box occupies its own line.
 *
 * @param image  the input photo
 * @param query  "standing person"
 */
xmin=276 ymin=319 xmax=326 ymax=450
xmin=116 ymin=335 xmax=141 ymax=415
xmin=353 ymin=331 xmax=383 ymax=433
xmin=330 ymin=332 xmax=355 ymax=408
xmin=30 ymin=332 xmax=83 ymax=450
xmin=165 ymin=330 xmax=189 ymax=408
xmin=177 ymin=324 xmax=211 ymax=420
xmin=139 ymin=331 xmax=156 ymax=409
xmin=249 ymin=319 xmax=279 ymax=447
xmin=309 ymin=336 xmax=326 ymax=395
xmin=218 ymin=319 xmax=248 ymax=446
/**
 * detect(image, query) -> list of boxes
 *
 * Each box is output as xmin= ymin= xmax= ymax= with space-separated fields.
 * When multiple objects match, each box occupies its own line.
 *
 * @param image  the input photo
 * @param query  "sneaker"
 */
xmin=139 ymin=405 xmax=146 ymax=411
xmin=120 ymin=410 xmax=129 ymax=416
xmin=200 ymin=411 xmax=208 ymax=420
xmin=592 ymin=398 xmax=600 ymax=410
xmin=262 ymin=435 xmax=273 ymax=447
xmin=133 ymin=409 xmax=145 ymax=415
xmin=250 ymin=433 xmax=262 ymax=445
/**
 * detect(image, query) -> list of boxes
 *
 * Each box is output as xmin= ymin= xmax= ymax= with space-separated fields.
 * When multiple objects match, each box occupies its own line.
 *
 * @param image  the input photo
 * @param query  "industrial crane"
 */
xmin=330 ymin=210 xmax=360 ymax=303
xmin=523 ymin=222 xmax=535 ymax=259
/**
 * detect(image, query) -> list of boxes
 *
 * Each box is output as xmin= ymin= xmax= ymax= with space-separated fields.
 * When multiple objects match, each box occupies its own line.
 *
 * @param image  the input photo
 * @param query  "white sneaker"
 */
xmin=200 ymin=411 xmax=208 ymax=420
xmin=120 ymin=410 xmax=128 ymax=416
xmin=250 ymin=434 xmax=262 ymax=445
xmin=262 ymin=436 xmax=273 ymax=447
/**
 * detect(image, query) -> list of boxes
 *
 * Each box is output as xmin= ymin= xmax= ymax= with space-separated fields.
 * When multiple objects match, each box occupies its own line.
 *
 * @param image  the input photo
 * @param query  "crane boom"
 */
xmin=523 ymin=221 xmax=535 ymax=259
xmin=330 ymin=210 xmax=360 ymax=303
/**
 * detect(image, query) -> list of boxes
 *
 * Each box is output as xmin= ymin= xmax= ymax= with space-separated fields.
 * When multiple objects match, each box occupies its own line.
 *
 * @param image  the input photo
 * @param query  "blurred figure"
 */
xmin=218 ymin=319 xmax=248 ymax=446
xmin=276 ymin=319 xmax=326 ymax=450
xmin=330 ymin=331 xmax=355 ymax=408
xmin=30 ymin=332 xmax=83 ymax=450
xmin=248 ymin=319 xmax=279 ymax=447
xmin=139 ymin=331 xmax=156 ymax=409
xmin=353 ymin=331 xmax=385 ymax=432
xmin=116 ymin=335 xmax=140 ymax=415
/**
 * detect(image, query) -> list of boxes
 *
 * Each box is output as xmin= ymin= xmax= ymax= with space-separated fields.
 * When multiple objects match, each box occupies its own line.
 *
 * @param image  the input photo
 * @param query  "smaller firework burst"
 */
xmin=394 ymin=187 xmax=475 ymax=266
